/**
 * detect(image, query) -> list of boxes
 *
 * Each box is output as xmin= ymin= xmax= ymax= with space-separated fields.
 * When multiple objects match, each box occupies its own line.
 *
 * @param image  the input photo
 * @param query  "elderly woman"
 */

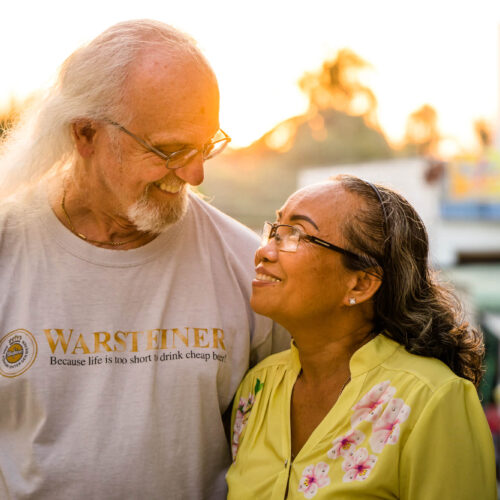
xmin=226 ymin=175 xmax=496 ymax=499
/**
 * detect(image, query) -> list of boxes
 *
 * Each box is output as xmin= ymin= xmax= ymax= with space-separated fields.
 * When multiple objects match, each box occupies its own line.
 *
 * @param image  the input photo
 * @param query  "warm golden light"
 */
xmin=265 ymin=122 xmax=296 ymax=152
xmin=0 ymin=1 xmax=499 ymax=153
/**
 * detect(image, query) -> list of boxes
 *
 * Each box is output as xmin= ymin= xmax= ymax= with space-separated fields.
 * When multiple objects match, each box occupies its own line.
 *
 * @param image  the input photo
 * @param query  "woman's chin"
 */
xmin=250 ymin=294 xmax=276 ymax=320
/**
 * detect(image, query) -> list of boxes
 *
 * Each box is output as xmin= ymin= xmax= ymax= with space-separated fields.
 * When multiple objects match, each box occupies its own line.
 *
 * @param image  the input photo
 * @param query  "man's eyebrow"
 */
xmin=151 ymin=128 xmax=220 ymax=150
xmin=151 ymin=139 xmax=189 ymax=149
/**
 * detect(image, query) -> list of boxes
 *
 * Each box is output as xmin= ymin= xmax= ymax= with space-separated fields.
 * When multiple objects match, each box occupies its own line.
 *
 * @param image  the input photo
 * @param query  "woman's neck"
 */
xmin=293 ymin=322 xmax=374 ymax=384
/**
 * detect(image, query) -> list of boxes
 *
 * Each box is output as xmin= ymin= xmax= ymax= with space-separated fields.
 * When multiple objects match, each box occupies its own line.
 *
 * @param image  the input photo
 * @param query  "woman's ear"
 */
xmin=72 ymin=120 xmax=97 ymax=158
xmin=344 ymin=268 xmax=382 ymax=306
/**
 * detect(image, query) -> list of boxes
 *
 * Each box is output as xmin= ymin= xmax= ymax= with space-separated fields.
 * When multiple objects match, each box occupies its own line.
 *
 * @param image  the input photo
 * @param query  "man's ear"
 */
xmin=344 ymin=268 xmax=383 ymax=306
xmin=72 ymin=120 xmax=97 ymax=158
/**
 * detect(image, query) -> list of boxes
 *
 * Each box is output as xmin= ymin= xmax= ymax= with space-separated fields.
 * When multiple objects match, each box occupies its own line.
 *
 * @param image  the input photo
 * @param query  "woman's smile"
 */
xmin=253 ymin=266 xmax=282 ymax=285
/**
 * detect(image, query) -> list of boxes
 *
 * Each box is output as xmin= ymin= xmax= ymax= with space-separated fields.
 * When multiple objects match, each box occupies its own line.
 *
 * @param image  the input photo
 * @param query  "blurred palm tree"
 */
xmin=299 ymin=48 xmax=378 ymax=126
xmin=240 ymin=47 xmax=391 ymax=164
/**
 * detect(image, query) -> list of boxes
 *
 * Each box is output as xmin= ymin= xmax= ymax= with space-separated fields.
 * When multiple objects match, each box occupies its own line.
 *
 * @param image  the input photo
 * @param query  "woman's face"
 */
xmin=251 ymin=181 xmax=359 ymax=327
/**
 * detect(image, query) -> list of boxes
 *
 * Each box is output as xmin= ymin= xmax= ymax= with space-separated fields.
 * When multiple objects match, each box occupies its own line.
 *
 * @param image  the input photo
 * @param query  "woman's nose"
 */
xmin=255 ymin=238 xmax=279 ymax=264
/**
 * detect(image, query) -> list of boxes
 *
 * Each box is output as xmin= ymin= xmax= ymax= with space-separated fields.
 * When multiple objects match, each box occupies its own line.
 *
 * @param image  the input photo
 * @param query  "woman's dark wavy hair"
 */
xmin=334 ymin=174 xmax=484 ymax=387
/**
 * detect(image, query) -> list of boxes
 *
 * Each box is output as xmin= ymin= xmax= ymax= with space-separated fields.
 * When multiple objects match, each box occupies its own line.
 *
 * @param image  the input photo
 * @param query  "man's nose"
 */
xmin=174 ymin=153 xmax=205 ymax=186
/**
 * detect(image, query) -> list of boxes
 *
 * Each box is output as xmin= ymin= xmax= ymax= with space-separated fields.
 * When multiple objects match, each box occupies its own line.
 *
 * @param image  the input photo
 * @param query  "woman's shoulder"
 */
xmin=248 ymin=349 xmax=291 ymax=376
xmin=385 ymin=339 xmax=470 ymax=393
xmin=356 ymin=334 xmax=469 ymax=396
xmin=236 ymin=350 xmax=291 ymax=394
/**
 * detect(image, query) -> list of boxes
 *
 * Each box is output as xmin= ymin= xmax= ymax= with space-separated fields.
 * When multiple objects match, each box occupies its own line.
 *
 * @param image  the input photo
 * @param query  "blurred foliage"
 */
xmin=403 ymin=104 xmax=439 ymax=156
xmin=203 ymin=49 xmax=395 ymax=229
xmin=299 ymin=48 xmax=378 ymax=125
xmin=474 ymin=118 xmax=492 ymax=150
xmin=203 ymin=109 xmax=394 ymax=228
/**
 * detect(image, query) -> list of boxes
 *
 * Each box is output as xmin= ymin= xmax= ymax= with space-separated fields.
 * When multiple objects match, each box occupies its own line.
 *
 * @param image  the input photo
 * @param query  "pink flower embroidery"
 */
xmin=342 ymin=447 xmax=377 ymax=482
xmin=298 ymin=462 xmax=331 ymax=498
xmin=369 ymin=398 xmax=411 ymax=453
xmin=327 ymin=429 xmax=365 ymax=460
xmin=351 ymin=380 xmax=396 ymax=427
xmin=231 ymin=393 xmax=255 ymax=460
xmin=231 ymin=379 xmax=264 ymax=461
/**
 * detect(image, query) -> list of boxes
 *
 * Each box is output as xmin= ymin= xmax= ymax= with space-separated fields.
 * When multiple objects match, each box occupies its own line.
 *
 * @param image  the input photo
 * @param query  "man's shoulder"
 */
xmin=188 ymin=192 xmax=260 ymax=246
xmin=0 ymin=186 xmax=46 ymax=230
xmin=0 ymin=196 xmax=33 ymax=231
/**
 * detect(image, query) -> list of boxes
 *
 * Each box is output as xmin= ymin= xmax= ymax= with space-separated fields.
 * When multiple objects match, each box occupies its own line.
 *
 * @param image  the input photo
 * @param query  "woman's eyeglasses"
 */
xmin=261 ymin=221 xmax=365 ymax=262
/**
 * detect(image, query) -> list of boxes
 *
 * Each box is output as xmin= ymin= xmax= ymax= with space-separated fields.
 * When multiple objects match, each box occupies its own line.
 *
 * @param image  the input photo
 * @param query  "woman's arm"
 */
xmin=400 ymin=378 xmax=496 ymax=500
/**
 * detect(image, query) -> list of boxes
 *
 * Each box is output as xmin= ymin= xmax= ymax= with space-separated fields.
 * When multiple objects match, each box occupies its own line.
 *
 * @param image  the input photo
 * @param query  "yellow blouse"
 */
xmin=227 ymin=334 xmax=496 ymax=499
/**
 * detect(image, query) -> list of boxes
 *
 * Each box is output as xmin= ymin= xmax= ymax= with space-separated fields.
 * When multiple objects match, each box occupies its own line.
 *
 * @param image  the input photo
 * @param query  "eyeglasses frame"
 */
xmin=263 ymin=221 xmax=366 ymax=262
xmin=107 ymin=120 xmax=231 ymax=170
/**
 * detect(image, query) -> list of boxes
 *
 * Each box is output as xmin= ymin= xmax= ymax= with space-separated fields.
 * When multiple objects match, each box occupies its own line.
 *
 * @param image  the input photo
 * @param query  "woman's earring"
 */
xmin=349 ymin=298 xmax=356 ymax=305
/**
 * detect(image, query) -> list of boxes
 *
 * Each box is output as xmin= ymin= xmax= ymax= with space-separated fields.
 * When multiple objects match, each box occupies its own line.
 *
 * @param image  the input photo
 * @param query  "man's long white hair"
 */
xmin=0 ymin=19 xmax=205 ymax=199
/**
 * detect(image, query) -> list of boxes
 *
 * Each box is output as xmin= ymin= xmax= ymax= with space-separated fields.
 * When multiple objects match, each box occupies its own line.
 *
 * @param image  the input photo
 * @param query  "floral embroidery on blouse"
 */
xmin=298 ymin=462 xmax=331 ymax=498
xmin=341 ymin=448 xmax=378 ymax=482
xmin=327 ymin=429 xmax=365 ymax=460
xmin=370 ymin=398 xmax=411 ymax=453
xmin=231 ymin=378 xmax=264 ymax=461
xmin=351 ymin=380 xmax=396 ymax=427
xmin=326 ymin=380 xmax=411 ymax=483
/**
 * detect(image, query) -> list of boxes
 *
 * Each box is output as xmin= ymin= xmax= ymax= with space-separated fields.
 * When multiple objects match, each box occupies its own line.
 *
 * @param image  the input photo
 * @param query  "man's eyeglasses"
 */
xmin=261 ymin=221 xmax=365 ymax=262
xmin=108 ymin=121 xmax=231 ymax=170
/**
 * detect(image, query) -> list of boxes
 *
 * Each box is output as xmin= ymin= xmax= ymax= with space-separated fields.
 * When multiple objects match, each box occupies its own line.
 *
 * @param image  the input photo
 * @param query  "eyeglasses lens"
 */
xmin=167 ymin=149 xmax=198 ymax=169
xmin=204 ymin=137 xmax=229 ymax=160
xmin=261 ymin=222 xmax=272 ymax=247
xmin=261 ymin=223 xmax=300 ymax=252
xmin=167 ymin=133 xmax=229 ymax=169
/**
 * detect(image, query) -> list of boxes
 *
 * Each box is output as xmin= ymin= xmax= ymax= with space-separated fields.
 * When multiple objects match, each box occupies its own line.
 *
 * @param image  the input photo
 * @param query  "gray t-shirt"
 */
xmin=0 ymin=188 xmax=285 ymax=499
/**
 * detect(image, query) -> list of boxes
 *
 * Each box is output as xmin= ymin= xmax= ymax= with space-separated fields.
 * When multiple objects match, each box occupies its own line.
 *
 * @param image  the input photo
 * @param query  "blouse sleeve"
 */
xmin=399 ymin=378 xmax=497 ymax=500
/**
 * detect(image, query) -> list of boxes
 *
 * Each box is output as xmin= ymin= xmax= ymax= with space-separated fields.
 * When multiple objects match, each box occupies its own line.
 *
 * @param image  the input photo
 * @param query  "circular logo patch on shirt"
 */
xmin=0 ymin=329 xmax=38 ymax=377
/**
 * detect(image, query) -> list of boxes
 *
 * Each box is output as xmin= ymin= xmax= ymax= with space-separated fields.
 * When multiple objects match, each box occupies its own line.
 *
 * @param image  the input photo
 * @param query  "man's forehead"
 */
xmin=121 ymin=49 xmax=220 ymax=139
xmin=126 ymin=48 xmax=217 ymax=95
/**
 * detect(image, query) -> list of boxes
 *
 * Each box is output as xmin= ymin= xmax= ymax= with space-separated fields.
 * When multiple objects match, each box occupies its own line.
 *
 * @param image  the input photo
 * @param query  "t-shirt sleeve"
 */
xmin=271 ymin=322 xmax=291 ymax=354
xmin=399 ymin=378 xmax=497 ymax=500
xmin=250 ymin=321 xmax=290 ymax=367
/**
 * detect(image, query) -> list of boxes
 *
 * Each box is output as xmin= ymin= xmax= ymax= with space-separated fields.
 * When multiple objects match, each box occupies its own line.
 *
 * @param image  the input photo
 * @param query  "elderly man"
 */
xmin=0 ymin=20 xmax=287 ymax=499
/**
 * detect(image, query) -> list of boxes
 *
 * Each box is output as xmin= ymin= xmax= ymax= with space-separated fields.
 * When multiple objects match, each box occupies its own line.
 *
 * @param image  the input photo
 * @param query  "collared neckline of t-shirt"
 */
xmin=40 ymin=185 xmax=189 ymax=268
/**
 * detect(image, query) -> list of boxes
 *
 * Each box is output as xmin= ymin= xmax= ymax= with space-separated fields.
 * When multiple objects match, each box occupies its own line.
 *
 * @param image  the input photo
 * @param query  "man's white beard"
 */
xmin=127 ymin=183 xmax=189 ymax=234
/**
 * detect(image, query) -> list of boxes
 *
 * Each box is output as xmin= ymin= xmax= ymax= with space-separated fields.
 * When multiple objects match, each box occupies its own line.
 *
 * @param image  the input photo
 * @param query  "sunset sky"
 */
xmin=1 ymin=0 xmax=500 ymax=154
